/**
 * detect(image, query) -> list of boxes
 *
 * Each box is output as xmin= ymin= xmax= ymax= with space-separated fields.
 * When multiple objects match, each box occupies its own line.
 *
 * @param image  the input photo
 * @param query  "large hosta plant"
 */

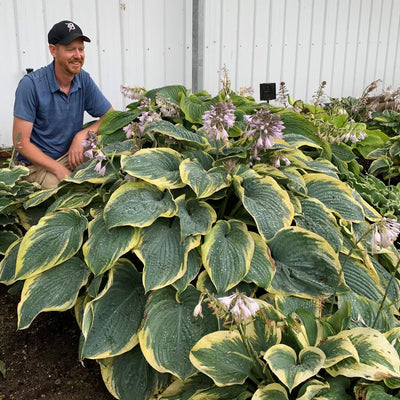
xmin=1 ymin=79 xmax=400 ymax=399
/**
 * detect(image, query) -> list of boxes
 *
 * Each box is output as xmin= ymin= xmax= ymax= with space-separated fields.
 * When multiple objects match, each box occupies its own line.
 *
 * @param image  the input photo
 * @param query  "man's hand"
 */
xmin=53 ymin=164 xmax=72 ymax=181
xmin=68 ymin=130 xmax=87 ymax=169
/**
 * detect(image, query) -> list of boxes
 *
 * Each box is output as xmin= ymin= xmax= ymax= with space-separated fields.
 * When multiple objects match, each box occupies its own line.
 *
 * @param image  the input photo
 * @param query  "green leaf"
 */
xmin=15 ymin=210 xmax=88 ymax=280
xmin=297 ymin=380 xmax=330 ymax=400
xmin=244 ymin=232 xmax=275 ymax=289
xmin=233 ymin=172 xmax=294 ymax=241
xmin=135 ymin=218 xmax=199 ymax=292
xmin=0 ymin=166 xmax=30 ymax=189
xmin=172 ymin=248 xmax=202 ymax=294
xmin=175 ymin=195 xmax=217 ymax=239
xmin=81 ymin=259 xmax=145 ymax=359
xmin=23 ymin=187 xmax=60 ymax=208
xmin=179 ymin=93 xmax=220 ymax=124
xmin=99 ymin=109 xmax=139 ymax=136
xmin=318 ymin=335 xmax=359 ymax=368
xmin=269 ymin=227 xmax=341 ymax=298
xmin=145 ymin=84 xmax=189 ymax=103
xmin=304 ymin=173 xmax=364 ymax=222
xmin=295 ymin=197 xmax=342 ymax=253
xmin=190 ymin=330 xmax=253 ymax=386
xmin=104 ymin=181 xmax=176 ymax=228
xmin=138 ymin=285 xmax=218 ymax=380
xmin=180 ymin=159 xmax=230 ymax=199
xmin=143 ymin=120 xmax=209 ymax=149
xmin=66 ymin=159 xmax=118 ymax=184
xmin=17 ymin=257 xmax=90 ymax=329
xmin=326 ymin=327 xmax=400 ymax=380
xmin=82 ymin=213 xmax=140 ymax=275
xmin=201 ymin=219 xmax=254 ymax=293
xmin=99 ymin=346 xmax=170 ymax=400
xmin=121 ymin=148 xmax=184 ymax=190
xmin=0 ymin=238 xmax=21 ymax=284
xmin=0 ymin=231 xmax=19 ymax=254
xmin=252 ymin=383 xmax=289 ymax=400
xmin=264 ymin=344 xmax=325 ymax=392
xmin=315 ymin=376 xmax=353 ymax=400
xmin=46 ymin=191 xmax=98 ymax=213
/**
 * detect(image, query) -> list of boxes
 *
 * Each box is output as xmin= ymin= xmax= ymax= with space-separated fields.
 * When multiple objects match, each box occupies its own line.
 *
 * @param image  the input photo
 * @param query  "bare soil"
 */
xmin=0 ymin=283 xmax=115 ymax=400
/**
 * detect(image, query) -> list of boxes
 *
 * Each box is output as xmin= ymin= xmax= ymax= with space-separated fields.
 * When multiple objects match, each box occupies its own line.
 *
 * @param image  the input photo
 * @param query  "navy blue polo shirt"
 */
xmin=13 ymin=62 xmax=111 ymax=161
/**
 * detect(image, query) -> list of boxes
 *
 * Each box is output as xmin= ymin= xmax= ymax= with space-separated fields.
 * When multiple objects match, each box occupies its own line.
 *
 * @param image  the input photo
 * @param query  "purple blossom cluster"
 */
xmin=156 ymin=93 xmax=181 ymax=118
xmin=82 ymin=130 xmax=107 ymax=176
xmin=244 ymin=106 xmax=285 ymax=162
xmin=202 ymin=101 xmax=236 ymax=142
xmin=120 ymin=85 xmax=145 ymax=100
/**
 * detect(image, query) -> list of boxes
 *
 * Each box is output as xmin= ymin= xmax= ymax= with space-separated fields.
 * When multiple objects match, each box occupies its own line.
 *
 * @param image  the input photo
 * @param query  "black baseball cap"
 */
xmin=48 ymin=20 xmax=91 ymax=45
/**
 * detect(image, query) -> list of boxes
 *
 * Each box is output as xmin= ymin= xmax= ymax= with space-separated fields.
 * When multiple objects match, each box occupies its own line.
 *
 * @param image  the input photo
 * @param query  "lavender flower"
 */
xmin=82 ymin=130 xmax=108 ymax=176
xmin=244 ymin=107 xmax=285 ymax=162
xmin=312 ymin=81 xmax=330 ymax=107
xmin=202 ymin=101 xmax=236 ymax=142
xmin=273 ymin=153 xmax=291 ymax=168
xmin=120 ymin=85 xmax=145 ymax=100
xmin=216 ymin=293 xmax=260 ymax=324
xmin=156 ymin=93 xmax=181 ymax=118
xmin=237 ymin=86 xmax=254 ymax=97
xmin=219 ymin=65 xmax=232 ymax=97
xmin=370 ymin=217 xmax=400 ymax=253
xmin=275 ymin=82 xmax=290 ymax=107
xmin=138 ymin=97 xmax=151 ymax=110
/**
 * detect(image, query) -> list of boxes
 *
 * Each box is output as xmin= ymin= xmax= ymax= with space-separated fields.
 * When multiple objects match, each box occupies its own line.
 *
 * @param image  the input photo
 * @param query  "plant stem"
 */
xmin=372 ymin=249 xmax=400 ymax=329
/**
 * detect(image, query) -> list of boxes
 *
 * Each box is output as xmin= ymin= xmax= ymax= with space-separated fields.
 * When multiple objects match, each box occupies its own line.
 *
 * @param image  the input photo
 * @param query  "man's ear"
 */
xmin=49 ymin=44 xmax=56 ymax=57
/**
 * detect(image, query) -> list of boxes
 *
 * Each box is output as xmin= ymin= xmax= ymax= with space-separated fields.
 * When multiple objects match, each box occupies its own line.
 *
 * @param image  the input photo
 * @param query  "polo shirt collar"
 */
xmin=47 ymin=61 xmax=82 ymax=94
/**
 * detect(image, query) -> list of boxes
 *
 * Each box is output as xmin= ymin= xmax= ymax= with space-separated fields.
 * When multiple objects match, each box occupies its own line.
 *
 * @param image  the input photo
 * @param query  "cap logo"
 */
xmin=65 ymin=22 xmax=76 ymax=32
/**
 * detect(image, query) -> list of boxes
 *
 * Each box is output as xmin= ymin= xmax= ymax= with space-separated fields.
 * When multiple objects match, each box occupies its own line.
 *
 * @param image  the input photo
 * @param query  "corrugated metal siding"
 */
xmin=203 ymin=0 xmax=400 ymax=101
xmin=1 ymin=0 xmax=400 ymax=147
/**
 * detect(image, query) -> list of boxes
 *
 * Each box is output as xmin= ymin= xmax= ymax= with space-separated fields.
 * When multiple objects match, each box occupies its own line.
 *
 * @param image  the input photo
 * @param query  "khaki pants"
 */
xmin=24 ymin=154 xmax=70 ymax=190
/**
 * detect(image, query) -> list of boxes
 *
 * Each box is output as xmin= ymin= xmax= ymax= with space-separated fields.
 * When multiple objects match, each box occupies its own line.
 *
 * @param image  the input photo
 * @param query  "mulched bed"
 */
xmin=0 ymin=283 xmax=115 ymax=400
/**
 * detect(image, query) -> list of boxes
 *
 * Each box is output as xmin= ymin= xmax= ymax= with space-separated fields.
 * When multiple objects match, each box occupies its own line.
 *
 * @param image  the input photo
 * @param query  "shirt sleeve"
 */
xmin=13 ymin=76 xmax=38 ymax=123
xmin=82 ymin=72 xmax=112 ymax=117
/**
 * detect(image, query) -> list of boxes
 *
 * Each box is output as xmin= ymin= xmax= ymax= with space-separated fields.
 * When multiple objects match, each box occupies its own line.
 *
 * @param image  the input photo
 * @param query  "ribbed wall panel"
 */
xmin=1 ymin=0 xmax=399 ymax=147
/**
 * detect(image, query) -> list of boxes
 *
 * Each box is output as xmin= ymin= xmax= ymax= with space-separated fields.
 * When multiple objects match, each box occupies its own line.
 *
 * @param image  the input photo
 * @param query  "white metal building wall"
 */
xmin=1 ymin=0 xmax=399 ymax=148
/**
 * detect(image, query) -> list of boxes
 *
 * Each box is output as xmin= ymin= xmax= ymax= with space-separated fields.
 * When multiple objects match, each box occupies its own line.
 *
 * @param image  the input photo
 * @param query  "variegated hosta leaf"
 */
xmin=272 ymin=295 xmax=321 ymax=317
xmin=0 ymin=238 xmax=21 ymax=284
xmin=17 ymin=257 xmax=90 ymax=329
xmin=201 ymin=219 xmax=254 ymax=293
xmin=66 ymin=158 xmax=118 ymax=184
xmin=264 ymin=344 xmax=326 ymax=392
xmin=296 ymin=379 xmax=330 ymax=400
xmin=158 ymin=374 xmax=214 ymax=400
xmin=175 ymin=195 xmax=217 ymax=239
xmin=0 ymin=231 xmax=19 ymax=254
xmin=121 ymin=147 xmax=184 ymax=190
xmin=385 ymin=328 xmax=400 ymax=389
xmin=287 ymin=309 xmax=324 ymax=348
xmin=143 ymin=119 xmax=209 ymax=149
xmin=135 ymin=218 xmax=199 ymax=292
xmin=315 ymin=376 xmax=353 ymax=400
xmin=46 ymin=191 xmax=98 ymax=213
xmin=190 ymin=330 xmax=253 ymax=386
xmin=138 ymin=285 xmax=218 ymax=380
xmin=269 ymin=227 xmax=341 ymax=298
xmin=0 ymin=166 xmax=30 ymax=189
xmin=180 ymin=159 xmax=231 ymax=199
xmin=82 ymin=213 xmax=140 ymax=275
xmin=23 ymin=186 xmax=60 ymax=209
xmin=295 ymin=197 xmax=342 ymax=253
xmin=104 ymin=181 xmax=176 ymax=229
xmin=252 ymin=383 xmax=289 ymax=400
xmin=244 ymin=232 xmax=275 ymax=289
xmin=15 ymin=209 xmax=88 ymax=280
xmin=337 ymin=291 xmax=389 ymax=331
xmin=326 ymin=327 xmax=400 ymax=380
xmin=340 ymin=254 xmax=385 ymax=303
xmin=318 ymin=334 xmax=359 ymax=368
xmin=304 ymin=173 xmax=364 ymax=222
xmin=172 ymin=248 xmax=202 ymax=293
xmin=233 ymin=173 xmax=294 ymax=241
xmin=188 ymin=384 xmax=251 ymax=399
xmin=354 ymin=382 xmax=399 ymax=399
xmin=81 ymin=259 xmax=145 ymax=359
xmin=99 ymin=346 xmax=170 ymax=400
